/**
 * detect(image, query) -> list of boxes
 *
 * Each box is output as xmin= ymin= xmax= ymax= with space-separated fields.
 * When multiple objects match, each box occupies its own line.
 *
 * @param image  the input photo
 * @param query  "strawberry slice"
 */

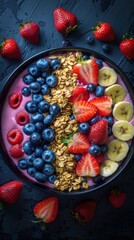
xmin=76 ymin=153 xmax=100 ymax=177
xmin=89 ymin=96 xmax=112 ymax=116
xmin=73 ymin=59 xmax=99 ymax=86
xmin=68 ymin=133 xmax=90 ymax=154
xmin=88 ymin=120 xmax=108 ymax=145
xmin=68 ymin=87 xmax=90 ymax=102
xmin=73 ymin=101 xmax=97 ymax=122
xmin=33 ymin=197 xmax=59 ymax=223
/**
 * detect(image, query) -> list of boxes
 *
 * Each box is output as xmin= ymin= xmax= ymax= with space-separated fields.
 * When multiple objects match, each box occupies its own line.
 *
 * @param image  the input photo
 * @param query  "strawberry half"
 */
xmin=88 ymin=120 xmax=108 ymax=145
xmin=68 ymin=87 xmax=90 ymax=102
xmin=72 ymin=200 xmax=96 ymax=224
xmin=0 ymin=180 xmax=23 ymax=205
xmin=33 ymin=197 xmax=59 ymax=224
xmin=89 ymin=96 xmax=112 ymax=116
xmin=73 ymin=59 xmax=99 ymax=86
xmin=68 ymin=133 xmax=90 ymax=154
xmin=73 ymin=101 xmax=97 ymax=122
xmin=76 ymin=153 xmax=100 ymax=177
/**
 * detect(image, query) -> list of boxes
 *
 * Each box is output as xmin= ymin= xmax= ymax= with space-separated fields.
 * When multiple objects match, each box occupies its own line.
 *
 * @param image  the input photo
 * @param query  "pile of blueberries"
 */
xmin=18 ymin=57 xmax=62 ymax=184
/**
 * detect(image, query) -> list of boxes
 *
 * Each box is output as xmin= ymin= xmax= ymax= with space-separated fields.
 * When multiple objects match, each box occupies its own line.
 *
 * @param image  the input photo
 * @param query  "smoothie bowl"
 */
xmin=0 ymin=48 xmax=134 ymax=195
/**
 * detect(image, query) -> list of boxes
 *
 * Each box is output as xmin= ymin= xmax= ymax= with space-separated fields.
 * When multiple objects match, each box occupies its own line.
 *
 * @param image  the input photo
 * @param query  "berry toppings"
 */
xmin=68 ymin=87 xmax=90 ymax=102
xmin=7 ymin=129 xmax=23 ymax=145
xmin=53 ymin=7 xmax=77 ymax=34
xmin=75 ymin=153 xmax=100 ymax=177
xmin=19 ymin=21 xmax=40 ymax=45
xmin=93 ymin=22 xmax=115 ymax=42
xmin=88 ymin=120 xmax=108 ymax=145
xmin=8 ymin=92 xmax=22 ymax=109
xmin=73 ymin=59 xmax=99 ymax=86
xmin=89 ymin=96 xmax=112 ymax=116
xmin=9 ymin=144 xmax=24 ymax=158
xmin=73 ymin=101 xmax=97 ymax=122
xmin=0 ymin=39 xmax=21 ymax=60
xmin=119 ymin=34 xmax=134 ymax=60
xmin=68 ymin=133 xmax=90 ymax=154
xmin=0 ymin=180 xmax=23 ymax=205
xmin=16 ymin=111 xmax=30 ymax=126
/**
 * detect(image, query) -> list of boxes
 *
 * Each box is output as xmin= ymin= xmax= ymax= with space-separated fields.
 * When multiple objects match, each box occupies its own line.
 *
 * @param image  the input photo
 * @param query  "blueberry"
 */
xmin=28 ymin=64 xmax=41 ymax=77
xmin=78 ymin=122 xmax=90 ymax=134
xmin=36 ymin=59 xmax=49 ymax=71
xmin=42 ymin=149 xmax=55 ymax=163
xmin=35 ymin=172 xmax=47 ymax=183
xmin=27 ymin=167 xmax=36 ymax=177
xmin=95 ymin=86 xmax=105 ymax=97
xmin=23 ymin=74 xmax=35 ymax=85
xmin=42 ymin=127 xmax=55 ymax=142
xmin=102 ymin=44 xmax=111 ymax=53
xmin=89 ymin=144 xmax=101 ymax=156
xmin=70 ymin=115 xmax=75 ymax=120
xmin=96 ymin=59 xmax=103 ymax=69
xmin=82 ymin=55 xmax=90 ymax=60
xmin=62 ymin=39 xmax=72 ymax=47
xmin=48 ymin=174 xmax=57 ymax=184
xmin=92 ymin=174 xmax=102 ymax=184
xmin=101 ymin=144 xmax=108 ymax=153
xmin=43 ymin=163 xmax=54 ymax=176
xmin=31 ymin=113 xmax=43 ymax=123
xmin=50 ymin=58 xmax=61 ymax=70
xmin=25 ymin=101 xmax=38 ymax=114
xmin=23 ymin=123 xmax=35 ymax=135
xmin=89 ymin=116 xmax=99 ymax=125
xmin=33 ymin=158 xmax=44 ymax=170
xmin=35 ymin=147 xmax=43 ymax=157
xmin=35 ymin=122 xmax=44 ymax=132
xmin=42 ymin=72 xmax=49 ymax=78
xmin=29 ymin=82 xmax=41 ymax=93
xmin=74 ymin=154 xmax=82 ymax=161
xmin=46 ymin=75 xmax=58 ymax=88
xmin=26 ymin=154 xmax=36 ymax=166
xmin=41 ymin=84 xmax=50 ymax=95
xmin=38 ymin=100 xmax=50 ymax=113
xmin=36 ymin=77 xmax=45 ymax=85
xmin=108 ymin=127 xmax=112 ymax=136
xmin=32 ymin=93 xmax=43 ymax=103
xmin=18 ymin=159 xmax=27 ymax=170
xmin=43 ymin=114 xmax=54 ymax=125
xmin=107 ymin=116 xmax=113 ymax=126
xmin=49 ymin=104 xmax=60 ymax=116
xmin=87 ymin=83 xmax=96 ymax=93
xmin=23 ymin=141 xmax=35 ymax=155
xmin=30 ymin=132 xmax=42 ymax=146
xmin=22 ymin=87 xmax=31 ymax=97
xmin=86 ymin=36 xmax=94 ymax=44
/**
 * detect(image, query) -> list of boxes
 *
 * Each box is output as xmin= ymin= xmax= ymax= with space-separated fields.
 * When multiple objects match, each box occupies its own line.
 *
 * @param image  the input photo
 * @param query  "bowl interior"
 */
xmin=0 ymin=47 xmax=134 ymax=195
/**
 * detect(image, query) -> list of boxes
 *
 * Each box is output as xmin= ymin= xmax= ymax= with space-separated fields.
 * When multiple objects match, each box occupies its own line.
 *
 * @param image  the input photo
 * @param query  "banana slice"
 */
xmin=113 ymin=101 xmax=134 ymax=121
xmin=107 ymin=139 xmax=129 ymax=162
xmin=100 ymin=159 xmax=118 ymax=177
xmin=98 ymin=67 xmax=117 ymax=87
xmin=105 ymin=84 xmax=126 ymax=104
xmin=112 ymin=120 xmax=134 ymax=141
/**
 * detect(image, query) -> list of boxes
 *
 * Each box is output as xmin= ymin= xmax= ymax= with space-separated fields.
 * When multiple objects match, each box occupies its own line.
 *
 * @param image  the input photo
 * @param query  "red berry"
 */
xmin=9 ymin=144 xmax=24 ymax=158
xmin=16 ymin=111 xmax=30 ymax=126
xmin=93 ymin=22 xmax=115 ymax=42
xmin=89 ymin=96 xmax=112 ymax=116
xmin=73 ymin=100 xmax=97 ymax=122
xmin=88 ymin=120 xmax=108 ymax=145
xmin=68 ymin=87 xmax=90 ymax=102
xmin=120 ymin=35 xmax=134 ymax=60
xmin=19 ymin=22 xmax=40 ymax=45
xmin=68 ymin=133 xmax=90 ymax=154
xmin=0 ymin=39 xmax=21 ymax=60
xmin=109 ymin=189 xmax=127 ymax=208
xmin=8 ymin=92 xmax=22 ymax=109
xmin=7 ymin=129 xmax=23 ymax=145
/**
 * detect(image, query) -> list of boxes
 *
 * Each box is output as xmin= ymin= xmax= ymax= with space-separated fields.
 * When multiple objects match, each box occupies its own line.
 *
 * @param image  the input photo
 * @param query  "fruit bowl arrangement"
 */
xmin=0 ymin=47 xmax=134 ymax=195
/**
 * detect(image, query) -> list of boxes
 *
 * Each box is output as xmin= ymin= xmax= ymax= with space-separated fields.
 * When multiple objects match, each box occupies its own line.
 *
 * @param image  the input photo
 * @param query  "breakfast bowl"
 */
xmin=0 ymin=47 xmax=134 ymax=195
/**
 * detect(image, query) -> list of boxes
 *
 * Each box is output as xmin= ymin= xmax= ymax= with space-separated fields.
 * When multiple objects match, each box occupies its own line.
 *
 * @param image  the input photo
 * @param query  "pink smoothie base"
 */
xmin=1 ymin=58 xmax=134 ymax=190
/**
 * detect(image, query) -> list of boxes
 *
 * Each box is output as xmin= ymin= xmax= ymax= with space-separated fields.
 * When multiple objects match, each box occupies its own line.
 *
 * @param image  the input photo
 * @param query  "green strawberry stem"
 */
xmin=32 ymin=218 xmax=46 ymax=230
xmin=110 ymin=188 xmax=121 ymax=195
xmin=123 ymin=33 xmax=133 ymax=40
xmin=65 ymin=25 xmax=77 ymax=35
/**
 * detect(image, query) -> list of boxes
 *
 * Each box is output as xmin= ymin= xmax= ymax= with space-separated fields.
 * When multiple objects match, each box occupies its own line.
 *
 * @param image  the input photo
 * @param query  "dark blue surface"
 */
xmin=0 ymin=0 xmax=134 ymax=239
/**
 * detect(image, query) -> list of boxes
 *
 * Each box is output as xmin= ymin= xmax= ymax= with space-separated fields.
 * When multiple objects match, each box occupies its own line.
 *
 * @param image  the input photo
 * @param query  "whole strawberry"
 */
xmin=109 ymin=189 xmax=126 ymax=208
xmin=53 ymin=7 xmax=77 ymax=34
xmin=0 ymin=180 xmax=23 ymax=205
xmin=120 ymin=34 xmax=134 ymax=60
xmin=93 ymin=22 xmax=115 ymax=42
xmin=19 ymin=21 xmax=40 ymax=45
xmin=72 ymin=200 xmax=96 ymax=224
xmin=0 ymin=39 xmax=21 ymax=60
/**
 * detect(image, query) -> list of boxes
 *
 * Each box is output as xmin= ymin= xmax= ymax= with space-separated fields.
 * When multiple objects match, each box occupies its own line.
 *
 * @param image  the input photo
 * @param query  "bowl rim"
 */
xmin=0 ymin=47 xmax=134 ymax=196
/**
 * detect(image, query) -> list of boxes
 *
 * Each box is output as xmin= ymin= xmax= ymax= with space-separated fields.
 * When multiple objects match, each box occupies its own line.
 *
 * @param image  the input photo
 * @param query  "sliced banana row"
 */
xmin=112 ymin=120 xmax=134 ymax=141
xmin=100 ymin=160 xmax=118 ymax=177
xmin=105 ymin=84 xmax=126 ymax=104
xmin=106 ymin=139 xmax=129 ymax=162
xmin=113 ymin=101 xmax=134 ymax=121
xmin=98 ymin=67 xmax=117 ymax=87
